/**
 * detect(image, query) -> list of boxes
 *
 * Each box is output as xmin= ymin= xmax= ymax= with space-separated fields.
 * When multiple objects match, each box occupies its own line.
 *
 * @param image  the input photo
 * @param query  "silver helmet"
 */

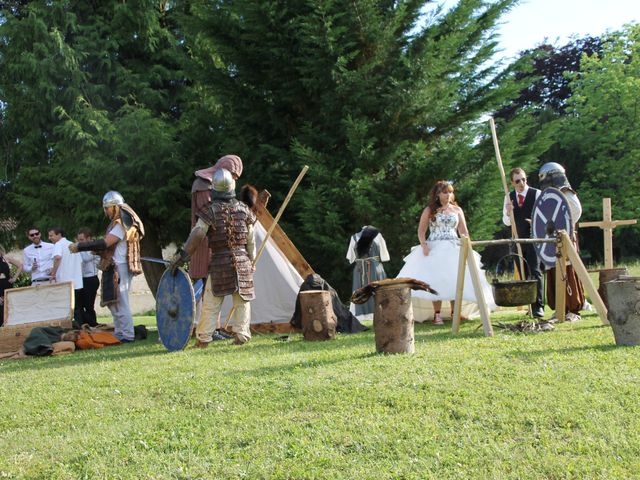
xmin=102 ymin=191 xmax=125 ymax=208
xmin=212 ymin=168 xmax=235 ymax=192
xmin=538 ymin=162 xmax=571 ymax=190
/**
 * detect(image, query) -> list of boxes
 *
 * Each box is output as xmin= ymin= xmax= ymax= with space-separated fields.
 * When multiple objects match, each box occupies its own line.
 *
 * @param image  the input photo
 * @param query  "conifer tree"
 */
xmin=185 ymin=0 xmax=525 ymax=290
xmin=0 ymin=0 xmax=193 ymax=288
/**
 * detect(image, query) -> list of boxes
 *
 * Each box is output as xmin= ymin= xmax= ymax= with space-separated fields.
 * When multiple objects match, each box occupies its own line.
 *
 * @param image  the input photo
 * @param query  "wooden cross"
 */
xmin=579 ymin=198 xmax=637 ymax=269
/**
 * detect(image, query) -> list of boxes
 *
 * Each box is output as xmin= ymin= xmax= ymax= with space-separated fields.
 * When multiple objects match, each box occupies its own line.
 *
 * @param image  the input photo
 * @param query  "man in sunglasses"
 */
xmin=502 ymin=168 xmax=545 ymax=318
xmin=20 ymin=227 xmax=55 ymax=285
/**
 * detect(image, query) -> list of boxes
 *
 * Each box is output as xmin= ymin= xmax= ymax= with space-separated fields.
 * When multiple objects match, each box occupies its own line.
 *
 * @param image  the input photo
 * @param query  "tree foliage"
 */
xmin=0 ymin=0 xmax=197 ymax=286
xmin=0 ymin=0 xmax=573 ymax=296
xmin=562 ymin=24 xmax=640 ymax=261
xmin=183 ymin=0 xmax=530 ymax=291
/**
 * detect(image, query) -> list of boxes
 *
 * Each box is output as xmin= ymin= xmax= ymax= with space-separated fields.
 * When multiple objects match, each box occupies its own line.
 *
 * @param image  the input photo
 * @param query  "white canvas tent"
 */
xmin=202 ymin=192 xmax=314 ymax=331
xmin=209 ymin=222 xmax=304 ymax=326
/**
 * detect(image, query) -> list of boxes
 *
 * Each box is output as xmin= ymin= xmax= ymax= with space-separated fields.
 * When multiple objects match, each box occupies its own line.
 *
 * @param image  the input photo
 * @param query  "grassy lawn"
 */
xmin=1 ymin=306 xmax=639 ymax=479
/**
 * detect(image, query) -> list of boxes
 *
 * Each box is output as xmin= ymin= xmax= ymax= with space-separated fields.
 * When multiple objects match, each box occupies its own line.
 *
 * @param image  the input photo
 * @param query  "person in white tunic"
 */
xmin=48 ymin=226 xmax=84 ymax=328
xmin=397 ymin=180 xmax=495 ymax=325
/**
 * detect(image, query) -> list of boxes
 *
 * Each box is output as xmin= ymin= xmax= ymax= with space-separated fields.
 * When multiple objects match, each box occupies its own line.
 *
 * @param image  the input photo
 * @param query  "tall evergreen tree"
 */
xmin=184 ymin=0 xmax=530 ymax=291
xmin=0 ymin=0 xmax=194 ymax=288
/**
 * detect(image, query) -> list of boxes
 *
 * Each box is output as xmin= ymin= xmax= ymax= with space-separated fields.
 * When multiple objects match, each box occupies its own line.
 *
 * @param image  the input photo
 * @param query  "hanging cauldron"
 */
xmin=492 ymin=253 xmax=538 ymax=307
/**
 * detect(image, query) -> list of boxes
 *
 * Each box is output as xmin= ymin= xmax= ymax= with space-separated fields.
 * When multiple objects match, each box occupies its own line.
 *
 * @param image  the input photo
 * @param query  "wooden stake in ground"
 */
xmin=559 ymin=230 xmax=609 ymax=325
xmin=223 ymin=165 xmax=309 ymax=330
xmin=489 ymin=117 xmax=526 ymax=280
xmin=578 ymin=198 xmax=637 ymax=269
xmin=452 ymin=235 xmax=493 ymax=337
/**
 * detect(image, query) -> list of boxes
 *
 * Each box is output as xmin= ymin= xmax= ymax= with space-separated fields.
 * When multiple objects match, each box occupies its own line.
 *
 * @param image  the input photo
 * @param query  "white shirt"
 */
xmin=80 ymin=251 xmax=100 ymax=277
xmin=53 ymin=237 xmax=83 ymax=289
xmin=346 ymin=230 xmax=390 ymax=264
xmin=502 ymin=186 xmax=540 ymax=226
xmin=109 ymin=223 xmax=128 ymax=264
xmin=563 ymin=189 xmax=582 ymax=224
xmin=22 ymin=242 xmax=55 ymax=281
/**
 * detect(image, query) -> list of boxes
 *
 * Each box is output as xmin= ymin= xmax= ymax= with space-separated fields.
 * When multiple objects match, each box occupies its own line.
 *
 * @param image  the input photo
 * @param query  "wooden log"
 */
xmin=598 ymin=267 xmax=629 ymax=310
xmin=604 ymin=277 xmax=640 ymax=345
xmin=373 ymin=283 xmax=415 ymax=354
xmin=299 ymin=290 xmax=336 ymax=341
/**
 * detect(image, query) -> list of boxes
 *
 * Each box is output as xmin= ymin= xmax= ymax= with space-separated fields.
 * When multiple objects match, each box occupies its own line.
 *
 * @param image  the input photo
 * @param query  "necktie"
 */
xmin=518 ymin=194 xmax=524 ymax=207
xmin=34 ymin=245 xmax=42 ymax=249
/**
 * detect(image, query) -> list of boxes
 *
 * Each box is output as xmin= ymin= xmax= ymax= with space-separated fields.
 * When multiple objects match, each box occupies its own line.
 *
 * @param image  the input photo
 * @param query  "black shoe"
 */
xmin=532 ymin=309 xmax=545 ymax=319
xmin=215 ymin=329 xmax=234 ymax=340
xmin=211 ymin=331 xmax=228 ymax=341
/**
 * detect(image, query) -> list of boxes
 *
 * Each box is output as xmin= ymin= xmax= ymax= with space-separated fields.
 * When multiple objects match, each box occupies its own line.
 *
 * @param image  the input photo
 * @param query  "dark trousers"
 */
xmin=79 ymin=275 xmax=100 ymax=327
xmin=515 ymin=244 xmax=544 ymax=313
xmin=73 ymin=288 xmax=83 ymax=328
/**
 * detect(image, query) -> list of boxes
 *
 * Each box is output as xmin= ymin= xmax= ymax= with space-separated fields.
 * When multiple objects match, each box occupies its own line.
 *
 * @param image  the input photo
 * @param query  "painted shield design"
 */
xmin=531 ymin=187 xmax=574 ymax=269
xmin=156 ymin=267 xmax=195 ymax=351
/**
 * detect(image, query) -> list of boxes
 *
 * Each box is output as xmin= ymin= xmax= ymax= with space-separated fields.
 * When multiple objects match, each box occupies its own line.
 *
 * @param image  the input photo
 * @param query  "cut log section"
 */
xmin=373 ymin=283 xmax=415 ymax=354
xmin=299 ymin=290 xmax=336 ymax=341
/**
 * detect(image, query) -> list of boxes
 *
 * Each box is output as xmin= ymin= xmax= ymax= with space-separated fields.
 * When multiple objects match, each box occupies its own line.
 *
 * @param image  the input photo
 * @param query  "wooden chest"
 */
xmin=1 ymin=282 xmax=73 ymax=353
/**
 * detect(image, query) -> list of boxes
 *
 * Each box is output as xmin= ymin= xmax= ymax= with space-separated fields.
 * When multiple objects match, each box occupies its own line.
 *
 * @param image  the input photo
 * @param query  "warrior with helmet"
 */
xmin=189 ymin=155 xmax=244 ymax=338
xmin=537 ymin=162 xmax=585 ymax=322
xmin=70 ymin=191 xmax=144 ymax=342
xmin=171 ymin=168 xmax=256 ymax=346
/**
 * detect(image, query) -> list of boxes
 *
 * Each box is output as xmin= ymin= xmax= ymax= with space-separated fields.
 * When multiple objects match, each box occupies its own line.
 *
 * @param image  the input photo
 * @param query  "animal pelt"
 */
xmin=351 ymin=277 xmax=438 ymax=304
xmin=239 ymin=184 xmax=258 ymax=211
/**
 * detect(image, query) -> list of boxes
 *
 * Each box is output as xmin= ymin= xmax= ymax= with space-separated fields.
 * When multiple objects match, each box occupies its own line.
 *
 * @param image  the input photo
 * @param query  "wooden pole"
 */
xmin=254 ymin=166 xmax=309 ymax=263
xmin=452 ymin=235 xmax=469 ymax=334
xmin=223 ymin=166 xmax=309 ymax=330
xmin=578 ymin=198 xmax=637 ymax=269
xmin=560 ymin=230 xmax=609 ymax=325
xmin=466 ymin=241 xmax=493 ymax=337
xmin=554 ymin=233 xmax=566 ymax=323
xmin=489 ymin=118 xmax=526 ymax=280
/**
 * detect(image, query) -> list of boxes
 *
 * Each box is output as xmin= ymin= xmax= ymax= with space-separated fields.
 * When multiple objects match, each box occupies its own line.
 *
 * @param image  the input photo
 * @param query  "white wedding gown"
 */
xmin=397 ymin=212 xmax=496 ymax=319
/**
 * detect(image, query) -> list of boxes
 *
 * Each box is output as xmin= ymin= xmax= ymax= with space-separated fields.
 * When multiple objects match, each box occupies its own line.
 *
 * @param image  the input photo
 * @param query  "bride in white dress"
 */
xmin=397 ymin=180 xmax=495 ymax=324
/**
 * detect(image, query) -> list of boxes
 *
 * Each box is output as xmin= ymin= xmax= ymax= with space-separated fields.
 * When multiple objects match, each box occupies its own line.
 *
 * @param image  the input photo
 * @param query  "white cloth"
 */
xmin=502 ymin=186 xmax=540 ymax=226
xmin=53 ymin=237 xmax=83 ymax=289
xmin=80 ymin=251 xmax=100 ymax=277
xmin=397 ymin=212 xmax=496 ymax=309
xmin=22 ymin=242 xmax=55 ymax=281
xmin=563 ymin=189 xmax=582 ymax=224
xmin=346 ymin=230 xmax=390 ymax=263
xmin=217 ymin=222 xmax=303 ymax=325
xmin=108 ymin=223 xmax=128 ymax=264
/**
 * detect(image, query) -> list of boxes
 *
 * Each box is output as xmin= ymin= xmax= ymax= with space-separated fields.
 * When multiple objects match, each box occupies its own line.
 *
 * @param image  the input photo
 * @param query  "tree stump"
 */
xmin=373 ymin=283 xmax=415 ymax=354
xmin=299 ymin=290 xmax=336 ymax=341
xmin=598 ymin=267 xmax=629 ymax=310
xmin=605 ymin=276 xmax=640 ymax=346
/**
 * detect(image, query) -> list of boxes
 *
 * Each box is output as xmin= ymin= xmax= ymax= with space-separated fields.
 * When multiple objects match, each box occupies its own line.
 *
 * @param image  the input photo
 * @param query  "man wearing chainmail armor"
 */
xmin=70 ymin=191 xmax=144 ymax=342
xmin=171 ymin=168 xmax=256 ymax=346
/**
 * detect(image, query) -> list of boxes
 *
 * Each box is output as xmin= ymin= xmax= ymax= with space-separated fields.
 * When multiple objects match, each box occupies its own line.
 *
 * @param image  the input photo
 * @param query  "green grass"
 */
xmin=1 ymin=309 xmax=639 ymax=479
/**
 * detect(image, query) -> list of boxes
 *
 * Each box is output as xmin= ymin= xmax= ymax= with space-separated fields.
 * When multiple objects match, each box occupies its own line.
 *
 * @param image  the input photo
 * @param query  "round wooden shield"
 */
xmin=156 ymin=267 xmax=195 ymax=351
xmin=531 ymin=187 xmax=574 ymax=269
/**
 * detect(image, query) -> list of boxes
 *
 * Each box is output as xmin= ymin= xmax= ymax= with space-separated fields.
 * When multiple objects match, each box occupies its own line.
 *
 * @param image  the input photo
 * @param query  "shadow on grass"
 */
xmin=0 ymin=335 xmax=169 ymax=373
xmin=0 ymin=320 xmax=489 ymax=374
xmin=504 ymin=343 xmax=620 ymax=360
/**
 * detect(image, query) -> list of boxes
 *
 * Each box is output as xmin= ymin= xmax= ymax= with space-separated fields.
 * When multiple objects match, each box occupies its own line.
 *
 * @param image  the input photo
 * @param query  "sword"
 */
xmin=141 ymin=256 xmax=170 ymax=265
xmin=143 ymin=256 xmax=204 ymax=302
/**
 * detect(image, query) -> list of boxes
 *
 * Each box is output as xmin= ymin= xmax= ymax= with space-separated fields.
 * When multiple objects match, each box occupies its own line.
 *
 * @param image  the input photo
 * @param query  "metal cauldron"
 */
xmin=492 ymin=253 xmax=538 ymax=307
